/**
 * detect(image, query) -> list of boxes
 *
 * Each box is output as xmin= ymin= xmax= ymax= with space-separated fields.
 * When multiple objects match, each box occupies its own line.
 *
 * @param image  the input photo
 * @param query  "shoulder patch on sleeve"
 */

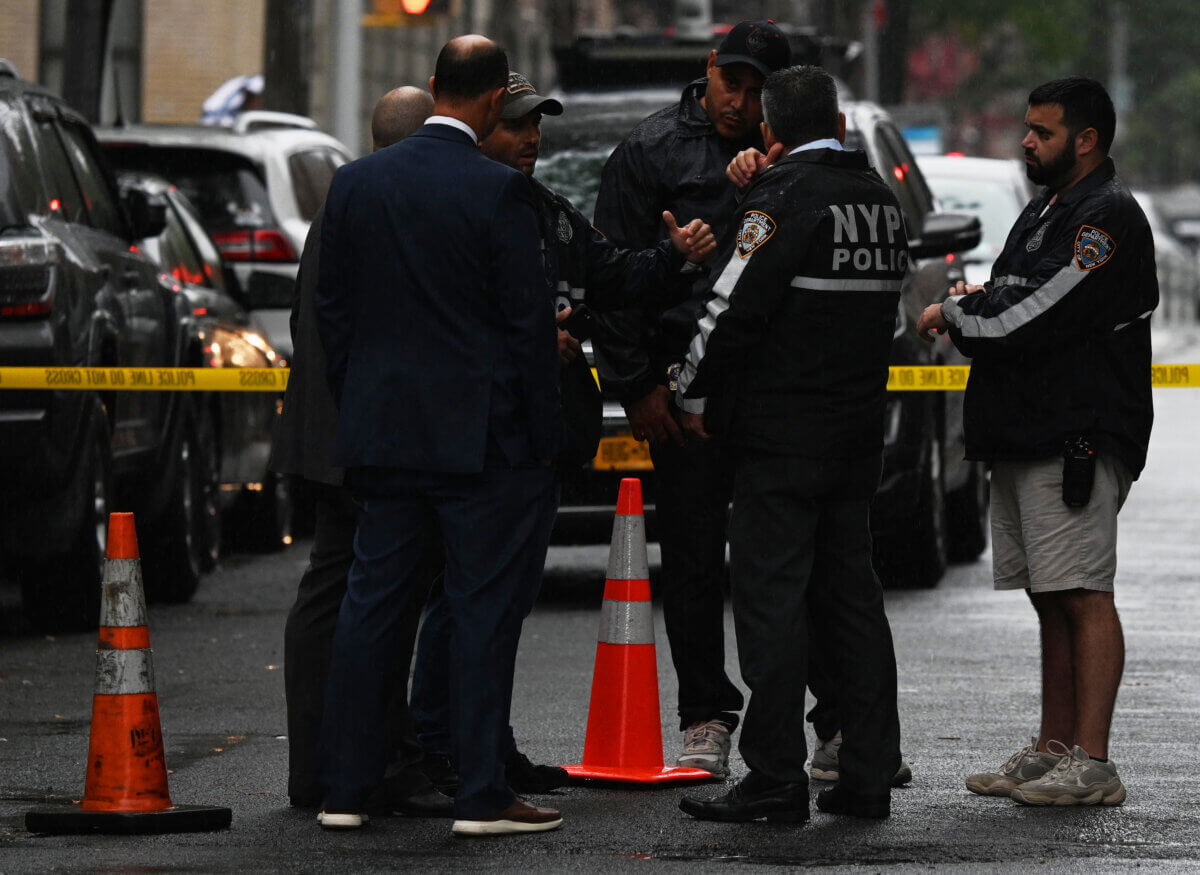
xmin=1074 ymin=225 xmax=1116 ymax=270
xmin=737 ymin=210 xmax=776 ymax=258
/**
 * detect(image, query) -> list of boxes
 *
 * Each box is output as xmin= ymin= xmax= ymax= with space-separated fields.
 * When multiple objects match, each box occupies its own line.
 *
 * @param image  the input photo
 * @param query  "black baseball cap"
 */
xmin=501 ymin=73 xmax=563 ymax=120
xmin=714 ymin=20 xmax=791 ymax=78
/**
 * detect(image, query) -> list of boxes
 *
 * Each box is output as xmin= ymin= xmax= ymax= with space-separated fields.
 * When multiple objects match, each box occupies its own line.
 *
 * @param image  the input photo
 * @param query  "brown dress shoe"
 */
xmin=451 ymin=798 xmax=563 ymax=836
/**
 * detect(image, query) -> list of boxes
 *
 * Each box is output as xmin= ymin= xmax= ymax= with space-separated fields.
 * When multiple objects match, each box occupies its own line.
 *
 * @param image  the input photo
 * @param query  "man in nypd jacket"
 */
xmin=675 ymin=65 xmax=905 ymax=823
xmin=917 ymin=77 xmax=1155 ymax=808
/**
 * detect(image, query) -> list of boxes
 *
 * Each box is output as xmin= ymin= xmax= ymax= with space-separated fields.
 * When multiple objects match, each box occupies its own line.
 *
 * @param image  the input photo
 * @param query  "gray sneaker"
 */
xmin=677 ymin=719 xmax=732 ymax=777
xmin=965 ymin=736 xmax=1062 ymax=797
xmin=809 ymin=732 xmax=913 ymax=786
xmin=1010 ymin=741 xmax=1127 ymax=806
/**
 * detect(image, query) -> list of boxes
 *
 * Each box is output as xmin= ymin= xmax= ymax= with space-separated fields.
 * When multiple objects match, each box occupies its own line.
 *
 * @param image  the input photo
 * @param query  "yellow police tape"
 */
xmin=0 ymin=367 xmax=288 ymax=392
xmin=0 ymin=364 xmax=1198 ymax=392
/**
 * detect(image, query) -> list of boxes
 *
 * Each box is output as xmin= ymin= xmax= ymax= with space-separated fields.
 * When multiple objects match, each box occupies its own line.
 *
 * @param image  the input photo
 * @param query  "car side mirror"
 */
xmin=909 ymin=212 xmax=982 ymax=260
xmin=122 ymin=187 xmax=168 ymax=240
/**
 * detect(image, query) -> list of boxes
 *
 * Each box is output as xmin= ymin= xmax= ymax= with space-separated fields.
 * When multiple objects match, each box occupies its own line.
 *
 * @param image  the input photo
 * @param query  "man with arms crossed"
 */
xmin=917 ymin=77 xmax=1156 ymax=806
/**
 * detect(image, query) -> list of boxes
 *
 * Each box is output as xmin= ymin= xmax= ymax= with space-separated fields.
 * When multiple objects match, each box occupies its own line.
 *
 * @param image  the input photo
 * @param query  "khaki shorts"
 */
xmin=990 ymin=455 xmax=1132 ymax=593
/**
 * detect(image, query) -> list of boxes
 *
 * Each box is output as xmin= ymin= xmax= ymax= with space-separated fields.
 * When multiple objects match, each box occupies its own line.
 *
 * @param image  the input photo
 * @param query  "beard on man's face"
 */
xmin=1025 ymin=140 xmax=1076 ymax=187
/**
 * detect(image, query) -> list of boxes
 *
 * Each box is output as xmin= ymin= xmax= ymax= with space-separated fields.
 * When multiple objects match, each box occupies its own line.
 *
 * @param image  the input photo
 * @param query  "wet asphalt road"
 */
xmin=2 ymin=332 xmax=1200 ymax=872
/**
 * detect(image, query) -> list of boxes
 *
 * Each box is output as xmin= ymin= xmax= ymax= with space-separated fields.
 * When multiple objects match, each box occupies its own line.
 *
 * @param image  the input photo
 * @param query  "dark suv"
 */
xmin=0 ymin=61 xmax=206 ymax=630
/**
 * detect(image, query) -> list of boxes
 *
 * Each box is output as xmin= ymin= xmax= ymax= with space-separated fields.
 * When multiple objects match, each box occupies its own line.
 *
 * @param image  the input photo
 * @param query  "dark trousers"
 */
xmin=730 ymin=452 xmax=900 ymax=795
xmin=649 ymin=435 xmax=744 ymax=730
xmin=282 ymin=482 xmax=432 ymax=805
xmin=319 ymin=464 xmax=557 ymax=819
xmin=410 ymin=478 xmax=558 ymax=761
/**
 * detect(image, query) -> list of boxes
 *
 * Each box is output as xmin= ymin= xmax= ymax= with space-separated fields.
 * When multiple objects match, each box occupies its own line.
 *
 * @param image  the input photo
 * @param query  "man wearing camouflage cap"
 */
xmin=409 ymin=70 xmax=718 ymax=798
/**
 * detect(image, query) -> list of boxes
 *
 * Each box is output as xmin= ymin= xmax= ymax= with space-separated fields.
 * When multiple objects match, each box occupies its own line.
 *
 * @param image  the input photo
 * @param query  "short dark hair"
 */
xmin=1028 ymin=76 xmax=1116 ymax=154
xmin=761 ymin=65 xmax=839 ymax=149
xmin=433 ymin=38 xmax=508 ymax=101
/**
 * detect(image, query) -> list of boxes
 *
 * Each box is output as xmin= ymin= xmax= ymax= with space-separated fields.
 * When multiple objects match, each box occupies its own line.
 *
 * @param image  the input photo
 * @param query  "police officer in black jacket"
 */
xmin=676 ymin=65 xmax=904 ymax=823
xmin=918 ymin=77 xmax=1155 ymax=807
xmin=408 ymin=71 xmax=717 ymax=797
xmin=591 ymin=19 xmax=792 ymax=777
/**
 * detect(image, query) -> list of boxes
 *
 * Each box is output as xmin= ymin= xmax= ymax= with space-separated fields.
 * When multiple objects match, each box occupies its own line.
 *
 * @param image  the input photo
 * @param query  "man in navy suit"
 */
xmin=315 ymin=35 xmax=565 ymax=836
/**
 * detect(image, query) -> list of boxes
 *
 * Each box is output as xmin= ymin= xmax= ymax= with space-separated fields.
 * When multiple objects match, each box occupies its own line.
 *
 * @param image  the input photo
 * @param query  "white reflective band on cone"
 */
xmin=598 ymin=599 xmax=655 ymax=645
xmin=100 ymin=558 xmax=149 ymax=627
xmin=94 ymin=648 xmax=156 ymax=695
xmin=607 ymin=515 xmax=650 ymax=581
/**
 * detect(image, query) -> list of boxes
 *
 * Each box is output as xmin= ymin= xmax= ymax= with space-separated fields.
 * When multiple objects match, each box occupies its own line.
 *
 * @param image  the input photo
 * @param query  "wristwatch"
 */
xmin=666 ymin=363 xmax=682 ymax=392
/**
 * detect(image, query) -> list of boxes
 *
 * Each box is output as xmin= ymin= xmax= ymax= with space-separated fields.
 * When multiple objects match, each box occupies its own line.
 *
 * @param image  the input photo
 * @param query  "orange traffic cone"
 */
xmin=26 ymin=513 xmax=231 ymax=835
xmin=562 ymin=478 xmax=713 ymax=783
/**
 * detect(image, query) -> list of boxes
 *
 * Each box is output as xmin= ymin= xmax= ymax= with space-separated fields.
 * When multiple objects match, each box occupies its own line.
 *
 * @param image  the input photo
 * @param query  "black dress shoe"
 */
xmin=679 ymin=773 xmax=809 ymax=823
xmin=391 ymin=785 xmax=455 ymax=818
xmin=420 ymin=754 xmax=460 ymax=797
xmin=815 ymin=784 xmax=890 ymax=819
xmin=507 ymin=749 xmax=569 ymax=794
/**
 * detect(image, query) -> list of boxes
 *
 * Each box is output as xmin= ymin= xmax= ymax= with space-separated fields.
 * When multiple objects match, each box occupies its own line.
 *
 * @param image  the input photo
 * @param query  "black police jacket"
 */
xmin=678 ymin=147 xmax=909 ymax=458
xmin=942 ymin=158 xmax=1156 ymax=477
xmin=591 ymin=78 xmax=762 ymax=405
xmin=530 ymin=177 xmax=690 ymax=466
xmin=531 ymin=178 xmax=687 ymax=316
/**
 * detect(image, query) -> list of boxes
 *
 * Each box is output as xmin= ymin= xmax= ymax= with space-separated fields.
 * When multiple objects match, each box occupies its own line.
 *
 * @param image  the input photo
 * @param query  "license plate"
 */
xmin=592 ymin=434 xmax=654 ymax=471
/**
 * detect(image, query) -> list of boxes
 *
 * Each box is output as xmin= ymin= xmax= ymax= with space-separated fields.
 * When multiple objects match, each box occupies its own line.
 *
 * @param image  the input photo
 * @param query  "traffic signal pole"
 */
xmin=332 ymin=0 xmax=364 ymax=154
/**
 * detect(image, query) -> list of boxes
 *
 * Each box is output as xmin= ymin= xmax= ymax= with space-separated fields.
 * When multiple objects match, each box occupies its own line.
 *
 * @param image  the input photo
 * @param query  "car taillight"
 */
xmin=252 ymin=229 xmax=298 ymax=261
xmin=0 ymin=234 xmax=57 ymax=318
xmin=212 ymin=229 xmax=298 ymax=263
xmin=212 ymin=230 xmax=253 ymax=261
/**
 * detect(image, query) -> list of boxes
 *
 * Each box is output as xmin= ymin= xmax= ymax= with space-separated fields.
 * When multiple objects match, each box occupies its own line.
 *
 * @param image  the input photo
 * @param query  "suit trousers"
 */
xmin=282 ymin=482 xmax=434 ymax=805
xmin=730 ymin=451 xmax=901 ymax=795
xmin=319 ymin=464 xmax=557 ymax=819
xmin=409 ymin=480 xmax=558 ymax=760
xmin=648 ymin=435 xmax=744 ymax=730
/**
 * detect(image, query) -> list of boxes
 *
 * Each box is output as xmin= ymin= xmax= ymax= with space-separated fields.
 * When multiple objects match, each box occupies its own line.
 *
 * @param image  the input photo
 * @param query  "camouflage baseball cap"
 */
xmin=501 ymin=72 xmax=564 ymax=120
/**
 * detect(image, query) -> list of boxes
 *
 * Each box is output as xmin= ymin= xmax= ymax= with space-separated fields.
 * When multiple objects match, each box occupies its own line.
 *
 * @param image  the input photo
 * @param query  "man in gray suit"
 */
xmin=268 ymin=85 xmax=450 ymax=817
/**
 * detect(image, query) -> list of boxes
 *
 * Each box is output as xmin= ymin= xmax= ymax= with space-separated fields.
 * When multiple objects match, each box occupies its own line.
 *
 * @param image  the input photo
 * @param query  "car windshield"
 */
xmin=0 ymin=102 xmax=34 ymax=226
xmin=539 ymin=90 xmax=676 ymax=221
xmin=924 ymin=177 xmax=1021 ymax=260
xmin=102 ymin=145 xmax=276 ymax=234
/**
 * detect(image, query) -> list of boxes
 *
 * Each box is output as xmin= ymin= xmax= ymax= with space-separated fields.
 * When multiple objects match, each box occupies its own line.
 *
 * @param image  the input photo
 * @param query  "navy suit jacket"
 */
xmin=316 ymin=123 xmax=563 ymax=473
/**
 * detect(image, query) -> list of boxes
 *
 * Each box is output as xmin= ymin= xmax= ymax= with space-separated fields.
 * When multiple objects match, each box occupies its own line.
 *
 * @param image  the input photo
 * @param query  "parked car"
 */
xmin=540 ymin=92 xmax=983 ymax=588
xmin=95 ymin=113 xmax=355 ymax=358
xmin=917 ymin=155 xmax=1034 ymax=287
xmin=1132 ymin=189 xmax=1200 ymax=324
xmin=0 ymin=60 xmax=209 ymax=629
xmin=115 ymin=172 xmax=292 ymax=572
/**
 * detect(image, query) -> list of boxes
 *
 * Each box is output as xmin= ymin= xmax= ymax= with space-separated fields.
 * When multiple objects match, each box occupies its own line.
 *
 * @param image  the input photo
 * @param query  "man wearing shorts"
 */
xmin=917 ymin=77 xmax=1156 ymax=806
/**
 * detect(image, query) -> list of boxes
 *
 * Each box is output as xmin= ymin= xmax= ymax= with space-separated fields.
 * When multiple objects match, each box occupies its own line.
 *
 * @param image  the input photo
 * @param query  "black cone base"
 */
xmin=26 ymin=803 xmax=232 ymax=835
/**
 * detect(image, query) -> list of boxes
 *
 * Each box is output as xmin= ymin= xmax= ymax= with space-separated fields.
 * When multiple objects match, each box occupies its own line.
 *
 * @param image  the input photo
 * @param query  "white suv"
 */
xmin=97 ymin=112 xmax=355 ymax=358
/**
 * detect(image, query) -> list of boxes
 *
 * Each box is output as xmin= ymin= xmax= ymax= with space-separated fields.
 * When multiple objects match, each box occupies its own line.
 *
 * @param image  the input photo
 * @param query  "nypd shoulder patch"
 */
xmin=1074 ymin=225 xmax=1115 ymax=271
xmin=737 ymin=210 xmax=776 ymax=258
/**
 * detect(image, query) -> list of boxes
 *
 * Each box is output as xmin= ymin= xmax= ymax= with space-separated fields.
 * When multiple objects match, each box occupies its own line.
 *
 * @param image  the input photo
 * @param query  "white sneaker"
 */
xmin=809 ymin=731 xmax=913 ymax=786
xmin=317 ymin=809 xmax=368 ymax=829
xmin=1009 ymin=741 xmax=1127 ymax=806
xmin=677 ymin=719 xmax=732 ymax=778
xmin=965 ymin=737 xmax=1062 ymax=797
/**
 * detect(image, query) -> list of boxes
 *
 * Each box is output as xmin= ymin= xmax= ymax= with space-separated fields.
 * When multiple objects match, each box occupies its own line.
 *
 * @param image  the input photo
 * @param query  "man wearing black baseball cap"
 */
xmin=591 ymin=21 xmax=790 ymax=780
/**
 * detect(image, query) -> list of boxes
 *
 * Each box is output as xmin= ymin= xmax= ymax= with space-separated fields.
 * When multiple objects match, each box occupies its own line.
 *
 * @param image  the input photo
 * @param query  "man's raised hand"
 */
xmin=664 ymin=211 xmax=717 ymax=263
xmin=726 ymin=142 xmax=785 ymax=189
